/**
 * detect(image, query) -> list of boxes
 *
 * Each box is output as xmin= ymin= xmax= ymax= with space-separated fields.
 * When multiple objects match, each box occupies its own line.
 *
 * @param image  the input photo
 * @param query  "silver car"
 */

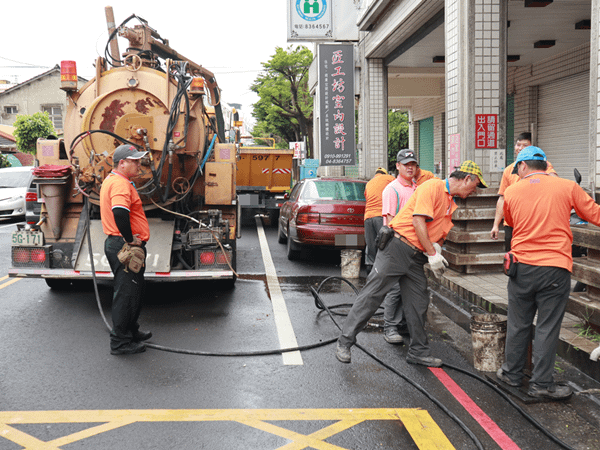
xmin=0 ymin=166 xmax=34 ymax=219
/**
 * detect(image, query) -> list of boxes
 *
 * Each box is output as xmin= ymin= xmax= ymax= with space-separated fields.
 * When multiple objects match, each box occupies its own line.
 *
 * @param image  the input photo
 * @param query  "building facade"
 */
xmin=310 ymin=0 xmax=599 ymax=199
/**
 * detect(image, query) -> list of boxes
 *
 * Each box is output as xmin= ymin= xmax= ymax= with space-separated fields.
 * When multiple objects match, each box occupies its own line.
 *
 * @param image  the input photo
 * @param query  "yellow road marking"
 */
xmin=0 ymin=408 xmax=455 ymax=450
xmin=0 ymin=277 xmax=20 ymax=289
xmin=397 ymin=409 xmax=457 ymax=449
xmin=0 ymin=275 xmax=8 ymax=281
xmin=255 ymin=216 xmax=302 ymax=365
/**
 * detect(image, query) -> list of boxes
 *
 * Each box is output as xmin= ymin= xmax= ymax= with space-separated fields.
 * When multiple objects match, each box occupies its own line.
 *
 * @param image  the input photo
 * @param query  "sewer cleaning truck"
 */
xmin=9 ymin=7 xmax=238 ymax=288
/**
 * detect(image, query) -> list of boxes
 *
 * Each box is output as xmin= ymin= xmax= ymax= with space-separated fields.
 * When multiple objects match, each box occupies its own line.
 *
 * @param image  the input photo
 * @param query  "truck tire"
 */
xmin=286 ymin=233 xmax=301 ymax=260
xmin=45 ymin=279 xmax=74 ymax=290
xmin=278 ymin=221 xmax=287 ymax=244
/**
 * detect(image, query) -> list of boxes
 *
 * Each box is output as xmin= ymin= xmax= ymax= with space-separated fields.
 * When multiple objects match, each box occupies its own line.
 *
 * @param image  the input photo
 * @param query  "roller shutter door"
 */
xmin=537 ymin=72 xmax=589 ymax=184
xmin=418 ymin=117 xmax=434 ymax=172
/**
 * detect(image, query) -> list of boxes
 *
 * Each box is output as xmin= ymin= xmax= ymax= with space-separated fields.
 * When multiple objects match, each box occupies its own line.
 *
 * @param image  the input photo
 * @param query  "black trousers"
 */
xmin=104 ymin=235 xmax=146 ymax=351
xmin=501 ymin=264 xmax=570 ymax=388
xmin=504 ymin=225 xmax=513 ymax=252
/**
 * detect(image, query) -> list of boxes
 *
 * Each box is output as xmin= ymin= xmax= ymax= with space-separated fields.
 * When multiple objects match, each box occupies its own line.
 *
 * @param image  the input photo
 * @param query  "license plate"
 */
xmin=12 ymin=230 xmax=43 ymax=246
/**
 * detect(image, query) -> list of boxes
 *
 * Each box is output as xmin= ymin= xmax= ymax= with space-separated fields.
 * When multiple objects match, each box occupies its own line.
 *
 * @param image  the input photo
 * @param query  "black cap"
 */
xmin=397 ymin=149 xmax=418 ymax=165
xmin=112 ymin=144 xmax=148 ymax=166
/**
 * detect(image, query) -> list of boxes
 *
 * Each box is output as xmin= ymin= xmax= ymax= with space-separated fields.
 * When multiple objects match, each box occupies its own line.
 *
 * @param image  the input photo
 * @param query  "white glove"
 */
xmin=428 ymin=251 xmax=448 ymax=280
xmin=432 ymin=242 xmax=443 ymax=254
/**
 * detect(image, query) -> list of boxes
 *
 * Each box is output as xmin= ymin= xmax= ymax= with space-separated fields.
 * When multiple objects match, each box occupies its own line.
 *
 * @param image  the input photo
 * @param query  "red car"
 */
xmin=277 ymin=177 xmax=367 ymax=260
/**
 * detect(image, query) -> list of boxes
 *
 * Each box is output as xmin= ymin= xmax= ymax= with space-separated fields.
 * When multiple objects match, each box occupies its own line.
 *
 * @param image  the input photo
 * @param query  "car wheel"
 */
xmin=278 ymin=221 xmax=287 ymax=244
xmin=286 ymin=231 xmax=301 ymax=260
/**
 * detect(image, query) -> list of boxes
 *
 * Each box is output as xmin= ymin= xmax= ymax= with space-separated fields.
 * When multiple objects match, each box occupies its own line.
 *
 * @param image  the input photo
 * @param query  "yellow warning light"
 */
xmin=190 ymin=77 xmax=205 ymax=94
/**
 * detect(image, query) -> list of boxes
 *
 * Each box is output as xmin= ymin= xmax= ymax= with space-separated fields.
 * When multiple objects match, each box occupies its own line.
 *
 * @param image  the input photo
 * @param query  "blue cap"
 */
xmin=512 ymin=146 xmax=546 ymax=174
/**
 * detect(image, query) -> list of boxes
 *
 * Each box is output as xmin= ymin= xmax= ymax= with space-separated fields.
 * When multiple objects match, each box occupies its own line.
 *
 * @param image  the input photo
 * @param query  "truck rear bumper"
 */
xmin=8 ymin=268 xmax=235 ymax=282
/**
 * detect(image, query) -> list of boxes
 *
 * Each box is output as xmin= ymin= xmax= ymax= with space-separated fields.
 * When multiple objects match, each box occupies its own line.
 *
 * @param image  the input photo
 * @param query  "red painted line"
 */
xmin=429 ymin=367 xmax=520 ymax=450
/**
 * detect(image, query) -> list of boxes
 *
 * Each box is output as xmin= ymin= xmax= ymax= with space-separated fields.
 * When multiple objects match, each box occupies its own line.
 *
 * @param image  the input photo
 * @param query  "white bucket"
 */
xmin=341 ymin=249 xmax=362 ymax=278
xmin=471 ymin=313 xmax=507 ymax=372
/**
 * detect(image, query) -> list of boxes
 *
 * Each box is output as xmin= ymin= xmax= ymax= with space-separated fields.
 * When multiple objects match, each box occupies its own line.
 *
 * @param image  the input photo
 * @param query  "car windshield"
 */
xmin=0 ymin=171 xmax=31 ymax=188
xmin=303 ymin=180 xmax=366 ymax=201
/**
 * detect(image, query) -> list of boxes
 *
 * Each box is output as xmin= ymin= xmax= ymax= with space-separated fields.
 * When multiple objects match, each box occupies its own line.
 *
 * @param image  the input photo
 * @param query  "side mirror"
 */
xmin=574 ymin=168 xmax=582 ymax=185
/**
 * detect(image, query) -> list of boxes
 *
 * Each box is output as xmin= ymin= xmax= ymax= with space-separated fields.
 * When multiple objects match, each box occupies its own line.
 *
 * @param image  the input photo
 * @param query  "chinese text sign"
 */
xmin=475 ymin=114 xmax=498 ymax=149
xmin=319 ymin=44 xmax=356 ymax=166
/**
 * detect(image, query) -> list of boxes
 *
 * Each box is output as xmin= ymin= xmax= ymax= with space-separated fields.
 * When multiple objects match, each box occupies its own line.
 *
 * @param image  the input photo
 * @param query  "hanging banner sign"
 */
xmin=290 ymin=141 xmax=305 ymax=159
xmin=318 ymin=44 xmax=355 ymax=167
xmin=448 ymin=133 xmax=461 ymax=172
xmin=475 ymin=114 xmax=498 ymax=148
xmin=288 ymin=0 xmax=333 ymax=41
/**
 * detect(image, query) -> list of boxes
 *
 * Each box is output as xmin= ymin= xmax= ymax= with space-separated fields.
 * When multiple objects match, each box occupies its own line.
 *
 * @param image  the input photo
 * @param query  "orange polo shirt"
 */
xmin=415 ymin=168 xmax=436 ymax=186
xmin=389 ymin=178 xmax=457 ymax=251
xmin=504 ymin=173 xmax=600 ymax=271
xmin=364 ymin=173 xmax=395 ymax=220
xmin=100 ymin=171 xmax=150 ymax=242
xmin=498 ymin=161 xmax=556 ymax=196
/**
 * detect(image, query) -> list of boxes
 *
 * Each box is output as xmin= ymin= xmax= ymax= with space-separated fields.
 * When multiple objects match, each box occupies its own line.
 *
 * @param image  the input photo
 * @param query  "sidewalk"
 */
xmin=428 ymin=269 xmax=600 ymax=383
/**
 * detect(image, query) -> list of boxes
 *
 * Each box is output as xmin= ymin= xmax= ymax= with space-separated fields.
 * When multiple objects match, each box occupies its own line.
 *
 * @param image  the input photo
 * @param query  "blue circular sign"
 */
xmin=296 ymin=0 xmax=327 ymax=22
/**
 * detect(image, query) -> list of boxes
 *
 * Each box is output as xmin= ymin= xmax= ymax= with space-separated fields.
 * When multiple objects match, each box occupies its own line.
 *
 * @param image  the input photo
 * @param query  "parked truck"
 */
xmin=9 ymin=8 xmax=238 ymax=288
xmin=236 ymin=137 xmax=294 ymax=223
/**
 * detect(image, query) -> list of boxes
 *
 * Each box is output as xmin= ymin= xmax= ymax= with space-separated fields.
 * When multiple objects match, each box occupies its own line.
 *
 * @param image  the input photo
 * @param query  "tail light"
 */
xmin=216 ymin=252 xmax=230 ymax=265
xmin=26 ymin=192 xmax=37 ymax=202
xmin=196 ymin=249 xmax=232 ymax=268
xmin=12 ymin=246 xmax=51 ymax=268
xmin=297 ymin=213 xmax=319 ymax=224
xmin=200 ymin=251 xmax=216 ymax=265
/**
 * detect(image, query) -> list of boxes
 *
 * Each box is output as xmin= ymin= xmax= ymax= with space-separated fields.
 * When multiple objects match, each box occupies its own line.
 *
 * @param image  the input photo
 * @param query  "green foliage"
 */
xmin=251 ymin=46 xmax=314 ymax=156
xmin=13 ymin=112 xmax=55 ymax=154
xmin=387 ymin=110 xmax=409 ymax=172
xmin=0 ymin=153 xmax=9 ymax=168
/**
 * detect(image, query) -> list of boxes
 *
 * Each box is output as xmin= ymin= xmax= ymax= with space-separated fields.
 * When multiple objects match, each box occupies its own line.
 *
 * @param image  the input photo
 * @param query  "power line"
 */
xmin=0 ymin=55 xmax=49 ymax=68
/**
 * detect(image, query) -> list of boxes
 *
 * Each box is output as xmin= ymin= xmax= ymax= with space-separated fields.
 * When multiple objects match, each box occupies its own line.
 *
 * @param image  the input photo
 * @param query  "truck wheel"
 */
xmin=45 ymin=279 xmax=74 ymax=290
xmin=286 ymin=233 xmax=301 ymax=260
xmin=278 ymin=221 xmax=287 ymax=244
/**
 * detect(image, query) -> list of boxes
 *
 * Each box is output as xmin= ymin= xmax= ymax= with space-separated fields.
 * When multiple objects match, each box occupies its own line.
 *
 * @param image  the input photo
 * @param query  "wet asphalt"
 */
xmin=0 ymin=216 xmax=599 ymax=449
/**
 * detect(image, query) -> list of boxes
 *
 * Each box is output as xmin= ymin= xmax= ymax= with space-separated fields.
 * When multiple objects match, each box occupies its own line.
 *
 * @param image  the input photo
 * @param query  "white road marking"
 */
xmin=255 ymin=216 xmax=303 ymax=365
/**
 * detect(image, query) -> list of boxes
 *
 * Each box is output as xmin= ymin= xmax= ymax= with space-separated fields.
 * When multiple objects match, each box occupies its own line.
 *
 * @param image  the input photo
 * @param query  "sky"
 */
xmin=1 ymin=1 xmax=305 ymax=119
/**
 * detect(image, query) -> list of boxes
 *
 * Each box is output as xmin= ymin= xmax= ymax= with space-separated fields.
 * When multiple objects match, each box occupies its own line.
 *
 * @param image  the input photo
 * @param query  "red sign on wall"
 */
xmin=475 ymin=114 xmax=497 ymax=149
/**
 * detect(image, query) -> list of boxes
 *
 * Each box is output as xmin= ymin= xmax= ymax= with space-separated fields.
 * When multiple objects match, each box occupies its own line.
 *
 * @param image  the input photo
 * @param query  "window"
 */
xmin=42 ymin=105 xmax=63 ymax=129
xmin=4 ymin=106 xmax=17 ymax=114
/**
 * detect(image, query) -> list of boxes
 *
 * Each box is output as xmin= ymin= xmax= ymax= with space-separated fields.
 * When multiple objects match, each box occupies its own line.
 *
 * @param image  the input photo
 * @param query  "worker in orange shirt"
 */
xmin=100 ymin=144 xmax=152 ymax=355
xmin=363 ymin=167 xmax=394 ymax=275
xmin=336 ymin=161 xmax=486 ymax=367
xmin=497 ymin=146 xmax=600 ymax=400
xmin=414 ymin=166 xmax=436 ymax=186
xmin=490 ymin=132 xmax=556 ymax=250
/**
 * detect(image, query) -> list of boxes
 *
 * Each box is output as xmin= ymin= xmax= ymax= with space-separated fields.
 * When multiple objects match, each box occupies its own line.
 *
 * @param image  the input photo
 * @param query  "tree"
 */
xmin=0 ymin=154 xmax=9 ymax=168
xmin=251 ymin=46 xmax=314 ymax=155
xmin=13 ymin=112 xmax=55 ymax=154
xmin=387 ymin=110 xmax=409 ymax=172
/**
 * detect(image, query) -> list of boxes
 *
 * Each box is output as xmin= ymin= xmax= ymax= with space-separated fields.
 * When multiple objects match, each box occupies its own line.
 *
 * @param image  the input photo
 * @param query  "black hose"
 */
xmin=442 ymin=362 xmax=577 ymax=450
xmin=311 ymin=277 xmax=484 ymax=450
xmin=83 ymin=207 xmax=575 ymax=450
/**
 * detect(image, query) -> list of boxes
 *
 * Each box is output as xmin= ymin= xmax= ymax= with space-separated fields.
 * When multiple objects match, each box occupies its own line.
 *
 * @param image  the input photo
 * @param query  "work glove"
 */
xmin=427 ymin=249 xmax=448 ymax=280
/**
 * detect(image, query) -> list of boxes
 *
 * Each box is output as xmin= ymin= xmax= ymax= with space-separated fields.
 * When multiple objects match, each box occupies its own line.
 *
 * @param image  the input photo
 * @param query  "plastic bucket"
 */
xmin=470 ymin=313 xmax=507 ymax=372
xmin=340 ymin=249 xmax=362 ymax=278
